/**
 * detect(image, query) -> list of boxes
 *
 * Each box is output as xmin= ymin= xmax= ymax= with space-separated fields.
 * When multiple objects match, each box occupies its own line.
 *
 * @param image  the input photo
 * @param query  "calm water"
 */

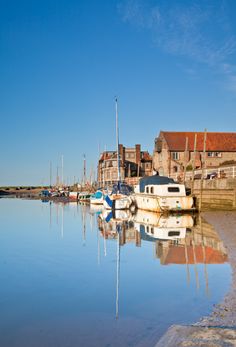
xmin=0 ymin=198 xmax=231 ymax=347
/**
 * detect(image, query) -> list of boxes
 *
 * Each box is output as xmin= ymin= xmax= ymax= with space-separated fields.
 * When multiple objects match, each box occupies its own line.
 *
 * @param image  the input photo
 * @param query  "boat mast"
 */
xmin=61 ymin=154 xmax=64 ymax=187
xmin=115 ymin=98 xmax=121 ymax=182
xmin=83 ymin=154 xmax=86 ymax=187
xmin=49 ymin=160 xmax=52 ymax=188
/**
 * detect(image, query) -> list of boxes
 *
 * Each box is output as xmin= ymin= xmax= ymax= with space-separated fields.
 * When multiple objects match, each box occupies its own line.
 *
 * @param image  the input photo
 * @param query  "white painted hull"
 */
xmin=90 ymin=197 xmax=104 ymax=205
xmin=134 ymin=193 xmax=194 ymax=212
xmin=103 ymin=194 xmax=133 ymax=210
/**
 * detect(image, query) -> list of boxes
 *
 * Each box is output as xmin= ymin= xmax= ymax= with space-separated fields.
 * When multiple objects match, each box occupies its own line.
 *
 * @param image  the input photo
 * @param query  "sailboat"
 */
xmin=103 ymin=98 xmax=134 ymax=210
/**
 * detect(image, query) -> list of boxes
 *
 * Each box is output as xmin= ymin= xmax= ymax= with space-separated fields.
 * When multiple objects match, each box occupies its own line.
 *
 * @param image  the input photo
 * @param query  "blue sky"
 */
xmin=1 ymin=0 xmax=236 ymax=186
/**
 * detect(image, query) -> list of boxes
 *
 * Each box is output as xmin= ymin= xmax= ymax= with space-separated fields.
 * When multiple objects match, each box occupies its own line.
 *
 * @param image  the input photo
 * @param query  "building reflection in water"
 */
xmin=97 ymin=208 xmax=228 ymax=318
xmin=51 ymin=202 xmax=228 ymax=269
xmin=48 ymin=201 xmax=229 ymax=320
xmin=98 ymin=209 xmax=228 ymax=266
xmin=98 ymin=209 xmax=228 ymax=301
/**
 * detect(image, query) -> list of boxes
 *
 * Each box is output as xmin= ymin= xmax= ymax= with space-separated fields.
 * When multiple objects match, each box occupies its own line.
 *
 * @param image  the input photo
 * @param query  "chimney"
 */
xmin=119 ymin=144 xmax=125 ymax=166
xmin=135 ymin=144 xmax=141 ymax=164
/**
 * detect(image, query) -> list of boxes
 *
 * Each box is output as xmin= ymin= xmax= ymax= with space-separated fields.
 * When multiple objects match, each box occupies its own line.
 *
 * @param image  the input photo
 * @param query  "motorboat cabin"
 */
xmin=134 ymin=175 xmax=194 ymax=212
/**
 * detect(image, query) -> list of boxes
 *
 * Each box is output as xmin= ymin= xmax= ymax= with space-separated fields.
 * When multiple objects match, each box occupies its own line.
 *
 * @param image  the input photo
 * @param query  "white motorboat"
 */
xmin=133 ymin=175 xmax=194 ymax=212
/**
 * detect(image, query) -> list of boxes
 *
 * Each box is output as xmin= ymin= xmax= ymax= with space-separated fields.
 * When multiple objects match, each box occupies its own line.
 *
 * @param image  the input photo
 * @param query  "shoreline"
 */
xmin=155 ymin=211 xmax=236 ymax=346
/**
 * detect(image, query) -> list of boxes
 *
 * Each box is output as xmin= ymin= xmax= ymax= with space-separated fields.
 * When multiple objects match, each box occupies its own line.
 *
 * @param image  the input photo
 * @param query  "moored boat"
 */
xmin=68 ymin=191 xmax=79 ymax=201
xmin=103 ymin=182 xmax=134 ymax=210
xmin=79 ymin=191 xmax=91 ymax=203
xmin=90 ymin=190 xmax=104 ymax=205
xmin=134 ymin=174 xmax=194 ymax=212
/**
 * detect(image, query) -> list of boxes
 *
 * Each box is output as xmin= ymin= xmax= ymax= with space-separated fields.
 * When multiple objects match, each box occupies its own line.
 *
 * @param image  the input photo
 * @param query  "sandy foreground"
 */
xmin=155 ymin=211 xmax=236 ymax=347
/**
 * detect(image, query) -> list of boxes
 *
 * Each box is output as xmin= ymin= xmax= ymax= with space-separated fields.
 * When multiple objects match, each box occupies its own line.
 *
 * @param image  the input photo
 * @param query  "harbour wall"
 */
xmin=186 ymin=178 xmax=236 ymax=211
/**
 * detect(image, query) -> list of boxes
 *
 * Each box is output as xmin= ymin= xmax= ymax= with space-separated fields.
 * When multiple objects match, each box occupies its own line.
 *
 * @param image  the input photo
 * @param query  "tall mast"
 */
xmin=56 ymin=165 xmax=59 ymax=186
xmin=115 ymin=98 xmax=121 ymax=182
xmin=49 ymin=160 xmax=52 ymax=187
xmin=83 ymin=154 xmax=86 ymax=186
xmin=61 ymin=154 xmax=64 ymax=186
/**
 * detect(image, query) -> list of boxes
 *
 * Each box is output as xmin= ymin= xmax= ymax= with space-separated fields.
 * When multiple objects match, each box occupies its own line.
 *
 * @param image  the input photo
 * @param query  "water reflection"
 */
xmin=97 ymin=209 xmax=227 ymax=266
xmin=96 ymin=208 xmax=228 ymax=321
xmin=46 ymin=201 xmax=228 ymax=302
xmin=0 ymin=199 xmax=230 ymax=347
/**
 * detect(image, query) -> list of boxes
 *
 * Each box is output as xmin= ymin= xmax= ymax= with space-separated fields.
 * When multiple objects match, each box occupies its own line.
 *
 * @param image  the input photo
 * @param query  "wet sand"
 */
xmin=156 ymin=211 xmax=236 ymax=347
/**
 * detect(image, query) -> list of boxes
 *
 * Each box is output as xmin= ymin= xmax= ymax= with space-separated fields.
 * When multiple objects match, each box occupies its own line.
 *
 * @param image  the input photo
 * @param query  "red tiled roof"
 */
xmin=99 ymin=152 xmax=116 ymax=161
xmin=161 ymin=131 xmax=236 ymax=151
xmin=142 ymin=151 xmax=152 ymax=161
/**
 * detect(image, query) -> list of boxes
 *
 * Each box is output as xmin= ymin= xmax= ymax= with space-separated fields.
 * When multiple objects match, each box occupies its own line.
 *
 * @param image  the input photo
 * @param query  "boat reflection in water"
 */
xmin=98 ymin=210 xmax=227 ymax=266
xmin=134 ymin=210 xmax=193 ymax=242
xmin=97 ymin=209 xmax=228 ymax=319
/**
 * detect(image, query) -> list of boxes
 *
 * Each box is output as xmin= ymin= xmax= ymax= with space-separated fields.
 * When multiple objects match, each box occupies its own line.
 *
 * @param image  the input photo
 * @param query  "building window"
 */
xmin=172 ymin=152 xmax=179 ymax=160
xmin=146 ymin=187 xmax=149 ymax=193
xmin=207 ymin=152 xmax=214 ymax=157
xmin=173 ymin=166 xmax=178 ymax=173
xmin=215 ymin=152 xmax=222 ymax=157
xmin=150 ymin=187 xmax=154 ymax=194
xmin=207 ymin=152 xmax=222 ymax=158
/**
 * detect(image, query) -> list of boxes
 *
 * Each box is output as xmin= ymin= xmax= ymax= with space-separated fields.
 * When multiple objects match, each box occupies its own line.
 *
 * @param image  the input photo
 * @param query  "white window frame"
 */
xmin=172 ymin=152 xmax=179 ymax=160
xmin=215 ymin=152 xmax=222 ymax=157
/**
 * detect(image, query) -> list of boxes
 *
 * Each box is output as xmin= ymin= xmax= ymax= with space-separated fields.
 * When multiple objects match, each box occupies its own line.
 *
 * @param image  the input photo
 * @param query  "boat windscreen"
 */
xmin=139 ymin=175 xmax=175 ymax=193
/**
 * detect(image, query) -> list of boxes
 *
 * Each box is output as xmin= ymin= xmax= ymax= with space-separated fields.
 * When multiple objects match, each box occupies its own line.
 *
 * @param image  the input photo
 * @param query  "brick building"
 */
xmin=97 ymin=144 xmax=152 ymax=186
xmin=153 ymin=131 xmax=236 ymax=177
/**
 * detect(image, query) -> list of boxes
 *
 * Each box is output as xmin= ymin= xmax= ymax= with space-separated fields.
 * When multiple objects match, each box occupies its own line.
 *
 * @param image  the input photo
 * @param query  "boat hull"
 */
xmin=103 ymin=195 xmax=133 ymax=210
xmin=134 ymin=193 xmax=194 ymax=212
xmin=78 ymin=192 xmax=91 ymax=203
xmin=68 ymin=192 xmax=79 ymax=201
xmin=90 ymin=198 xmax=104 ymax=205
